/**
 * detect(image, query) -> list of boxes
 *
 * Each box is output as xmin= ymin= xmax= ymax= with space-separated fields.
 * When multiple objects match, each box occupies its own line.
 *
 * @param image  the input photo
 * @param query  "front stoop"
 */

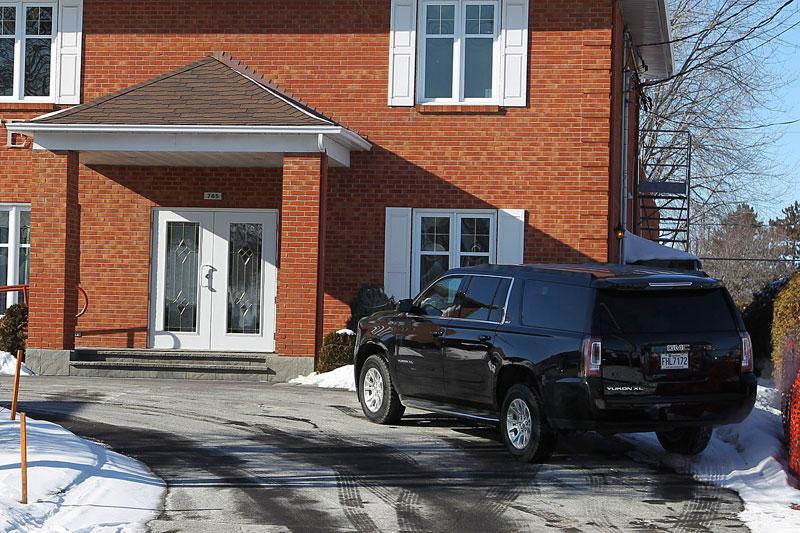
xmin=29 ymin=349 xmax=314 ymax=382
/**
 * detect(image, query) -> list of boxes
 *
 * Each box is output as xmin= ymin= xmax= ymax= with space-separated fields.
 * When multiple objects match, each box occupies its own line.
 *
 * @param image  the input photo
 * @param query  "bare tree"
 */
xmin=638 ymin=0 xmax=798 ymax=228
xmin=696 ymin=204 xmax=793 ymax=305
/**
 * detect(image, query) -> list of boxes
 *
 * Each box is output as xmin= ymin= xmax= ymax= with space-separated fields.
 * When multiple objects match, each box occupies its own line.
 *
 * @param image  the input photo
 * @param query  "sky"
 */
xmin=760 ymin=14 xmax=800 ymax=220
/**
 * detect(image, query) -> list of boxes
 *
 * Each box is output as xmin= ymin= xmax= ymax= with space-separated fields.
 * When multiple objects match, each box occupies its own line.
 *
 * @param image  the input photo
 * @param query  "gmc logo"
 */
xmin=666 ymin=344 xmax=690 ymax=352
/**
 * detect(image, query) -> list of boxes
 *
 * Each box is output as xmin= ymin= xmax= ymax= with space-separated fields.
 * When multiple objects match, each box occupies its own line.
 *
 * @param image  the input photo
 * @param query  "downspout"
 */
xmin=619 ymin=33 xmax=633 ymax=264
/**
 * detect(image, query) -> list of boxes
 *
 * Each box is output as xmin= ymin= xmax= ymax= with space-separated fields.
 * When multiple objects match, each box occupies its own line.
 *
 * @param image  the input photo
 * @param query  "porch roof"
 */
xmin=8 ymin=52 xmax=371 ymax=167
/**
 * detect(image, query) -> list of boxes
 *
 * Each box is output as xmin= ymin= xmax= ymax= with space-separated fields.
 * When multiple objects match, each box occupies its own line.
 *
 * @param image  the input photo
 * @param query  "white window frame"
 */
xmin=0 ymin=204 xmax=31 ymax=311
xmin=0 ymin=1 xmax=58 ymax=103
xmin=411 ymin=209 xmax=497 ymax=293
xmin=417 ymin=0 xmax=501 ymax=105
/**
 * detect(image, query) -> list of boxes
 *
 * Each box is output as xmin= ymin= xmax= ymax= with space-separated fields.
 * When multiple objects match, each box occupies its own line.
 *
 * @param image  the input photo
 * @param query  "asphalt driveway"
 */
xmin=2 ymin=376 xmax=747 ymax=532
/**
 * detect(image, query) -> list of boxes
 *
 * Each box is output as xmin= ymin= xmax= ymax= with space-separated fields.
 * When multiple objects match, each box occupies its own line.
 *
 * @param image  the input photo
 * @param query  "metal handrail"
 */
xmin=0 ymin=284 xmax=88 ymax=318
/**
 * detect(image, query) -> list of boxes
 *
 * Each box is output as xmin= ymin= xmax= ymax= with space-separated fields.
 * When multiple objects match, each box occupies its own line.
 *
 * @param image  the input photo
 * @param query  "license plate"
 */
xmin=660 ymin=353 xmax=689 ymax=370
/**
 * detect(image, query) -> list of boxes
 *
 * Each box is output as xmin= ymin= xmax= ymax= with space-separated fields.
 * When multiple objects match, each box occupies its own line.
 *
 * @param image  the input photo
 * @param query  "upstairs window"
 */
xmin=0 ymin=1 xmax=83 ymax=104
xmin=419 ymin=1 xmax=499 ymax=104
xmin=388 ymin=0 xmax=529 ymax=107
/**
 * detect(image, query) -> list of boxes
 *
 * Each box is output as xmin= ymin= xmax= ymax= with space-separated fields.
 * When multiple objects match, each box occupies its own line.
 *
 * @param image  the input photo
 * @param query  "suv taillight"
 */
xmin=581 ymin=336 xmax=602 ymax=377
xmin=740 ymin=332 xmax=753 ymax=373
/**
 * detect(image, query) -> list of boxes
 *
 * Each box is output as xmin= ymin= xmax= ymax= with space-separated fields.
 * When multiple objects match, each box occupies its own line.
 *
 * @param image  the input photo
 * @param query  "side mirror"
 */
xmin=397 ymin=298 xmax=414 ymax=313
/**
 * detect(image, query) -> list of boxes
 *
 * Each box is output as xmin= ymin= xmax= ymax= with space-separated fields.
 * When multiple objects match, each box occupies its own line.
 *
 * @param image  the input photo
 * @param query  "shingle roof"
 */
xmin=35 ymin=52 xmax=340 ymax=127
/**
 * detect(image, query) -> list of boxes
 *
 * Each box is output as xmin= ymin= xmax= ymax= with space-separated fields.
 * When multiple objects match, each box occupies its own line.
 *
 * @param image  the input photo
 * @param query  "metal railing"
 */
xmin=0 ymin=284 xmax=89 ymax=318
xmin=638 ymin=129 xmax=692 ymax=252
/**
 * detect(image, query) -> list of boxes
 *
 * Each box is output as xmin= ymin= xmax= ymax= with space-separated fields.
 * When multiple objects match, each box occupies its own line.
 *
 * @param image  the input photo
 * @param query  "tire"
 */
xmin=358 ymin=355 xmax=405 ymax=424
xmin=656 ymin=426 xmax=713 ymax=455
xmin=500 ymin=384 xmax=557 ymax=463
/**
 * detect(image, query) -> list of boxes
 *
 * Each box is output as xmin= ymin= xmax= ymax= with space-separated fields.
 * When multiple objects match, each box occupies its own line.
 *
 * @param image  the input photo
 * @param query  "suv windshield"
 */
xmin=594 ymin=288 xmax=737 ymax=334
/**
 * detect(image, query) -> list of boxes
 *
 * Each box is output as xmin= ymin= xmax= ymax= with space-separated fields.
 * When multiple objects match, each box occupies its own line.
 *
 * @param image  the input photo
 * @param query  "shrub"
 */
xmin=0 ymin=303 xmax=28 ymax=354
xmin=317 ymin=331 xmax=356 ymax=373
xmin=743 ymin=275 xmax=792 ymax=376
xmin=346 ymin=284 xmax=394 ymax=332
xmin=773 ymin=272 xmax=800 ymax=390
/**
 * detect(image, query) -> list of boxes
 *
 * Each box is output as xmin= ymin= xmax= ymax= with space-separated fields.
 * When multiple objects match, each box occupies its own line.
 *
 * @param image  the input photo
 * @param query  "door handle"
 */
xmin=478 ymin=335 xmax=492 ymax=342
xmin=201 ymin=264 xmax=216 ymax=290
xmin=432 ymin=329 xmax=445 ymax=338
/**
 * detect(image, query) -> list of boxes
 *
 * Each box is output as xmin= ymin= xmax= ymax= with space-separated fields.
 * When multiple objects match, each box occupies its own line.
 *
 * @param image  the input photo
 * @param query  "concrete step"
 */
xmin=76 ymin=349 xmax=269 ymax=364
xmin=69 ymin=360 xmax=274 ymax=381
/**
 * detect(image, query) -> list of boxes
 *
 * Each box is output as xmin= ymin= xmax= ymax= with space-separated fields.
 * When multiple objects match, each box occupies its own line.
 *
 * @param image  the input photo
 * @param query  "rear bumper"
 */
xmin=548 ymin=373 xmax=758 ymax=433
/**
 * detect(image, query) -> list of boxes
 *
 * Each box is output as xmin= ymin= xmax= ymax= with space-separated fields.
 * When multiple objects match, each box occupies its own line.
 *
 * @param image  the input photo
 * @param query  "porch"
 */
xmin=7 ymin=53 xmax=371 ymax=379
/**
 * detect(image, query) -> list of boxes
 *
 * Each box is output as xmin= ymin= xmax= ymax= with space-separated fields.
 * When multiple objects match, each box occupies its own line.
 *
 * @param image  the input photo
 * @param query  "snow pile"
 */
xmin=0 ymin=351 xmax=32 ymax=376
xmin=289 ymin=364 xmax=356 ymax=392
xmin=336 ymin=329 xmax=355 ymax=336
xmin=0 ymin=414 xmax=164 ymax=532
xmin=622 ymin=383 xmax=799 ymax=532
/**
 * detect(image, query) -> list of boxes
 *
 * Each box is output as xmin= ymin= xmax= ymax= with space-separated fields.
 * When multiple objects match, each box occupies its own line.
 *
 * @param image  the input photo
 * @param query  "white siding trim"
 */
xmin=388 ymin=0 xmax=418 ymax=106
xmin=500 ymin=0 xmax=528 ymax=107
xmin=384 ymin=208 xmax=413 ymax=300
xmin=496 ymin=208 xmax=525 ymax=264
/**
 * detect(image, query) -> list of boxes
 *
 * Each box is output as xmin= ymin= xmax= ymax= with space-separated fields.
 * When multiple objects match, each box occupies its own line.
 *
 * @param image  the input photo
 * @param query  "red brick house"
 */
xmin=0 ymin=0 xmax=673 ymax=379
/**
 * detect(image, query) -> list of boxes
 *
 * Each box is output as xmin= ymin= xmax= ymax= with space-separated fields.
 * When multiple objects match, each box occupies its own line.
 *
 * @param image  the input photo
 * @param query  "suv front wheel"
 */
xmin=500 ymin=384 xmax=557 ymax=462
xmin=358 ymin=355 xmax=405 ymax=424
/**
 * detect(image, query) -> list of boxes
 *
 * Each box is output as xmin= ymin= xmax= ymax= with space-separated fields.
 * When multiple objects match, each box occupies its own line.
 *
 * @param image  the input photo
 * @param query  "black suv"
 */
xmin=354 ymin=264 xmax=757 ymax=462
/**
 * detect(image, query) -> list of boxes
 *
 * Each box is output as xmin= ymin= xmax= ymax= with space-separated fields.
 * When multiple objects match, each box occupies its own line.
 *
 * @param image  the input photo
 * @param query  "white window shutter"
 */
xmin=55 ymin=0 xmax=83 ymax=104
xmin=497 ymin=209 xmax=526 ymax=264
xmin=384 ymin=208 xmax=413 ymax=300
xmin=388 ymin=0 xmax=417 ymax=106
xmin=501 ymin=0 xmax=529 ymax=107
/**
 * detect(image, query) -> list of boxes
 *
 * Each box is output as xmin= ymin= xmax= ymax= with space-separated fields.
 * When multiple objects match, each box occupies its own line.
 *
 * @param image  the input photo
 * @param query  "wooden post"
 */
xmin=20 ymin=412 xmax=28 ymax=505
xmin=10 ymin=349 xmax=22 ymax=421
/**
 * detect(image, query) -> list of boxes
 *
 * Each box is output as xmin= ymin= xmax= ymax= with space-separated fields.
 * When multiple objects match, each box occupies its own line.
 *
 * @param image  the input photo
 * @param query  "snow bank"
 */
xmin=0 ymin=413 xmax=164 ymax=532
xmin=0 ymin=352 xmax=32 ymax=376
xmin=289 ymin=364 xmax=356 ymax=392
xmin=622 ymin=383 xmax=799 ymax=532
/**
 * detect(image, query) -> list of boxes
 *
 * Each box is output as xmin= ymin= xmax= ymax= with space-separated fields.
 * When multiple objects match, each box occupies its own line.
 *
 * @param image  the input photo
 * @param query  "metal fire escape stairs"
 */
xmin=637 ymin=129 xmax=692 ymax=252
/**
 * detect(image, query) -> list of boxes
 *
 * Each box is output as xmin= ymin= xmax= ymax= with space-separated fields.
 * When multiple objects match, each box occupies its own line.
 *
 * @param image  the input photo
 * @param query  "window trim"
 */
xmin=0 ymin=1 xmax=58 ymax=103
xmin=416 ymin=0 xmax=501 ymax=105
xmin=0 ymin=204 xmax=31 ymax=311
xmin=411 ymin=208 xmax=497 ymax=295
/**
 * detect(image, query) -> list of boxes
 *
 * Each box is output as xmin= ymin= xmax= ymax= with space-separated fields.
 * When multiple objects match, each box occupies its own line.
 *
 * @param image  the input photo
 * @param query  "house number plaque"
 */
xmin=204 ymin=192 xmax=223 ymax=201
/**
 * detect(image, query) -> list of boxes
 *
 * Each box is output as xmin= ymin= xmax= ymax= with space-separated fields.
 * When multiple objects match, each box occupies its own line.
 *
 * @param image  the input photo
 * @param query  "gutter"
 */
xmin=5 ymin=123 xmax=373 ymax=151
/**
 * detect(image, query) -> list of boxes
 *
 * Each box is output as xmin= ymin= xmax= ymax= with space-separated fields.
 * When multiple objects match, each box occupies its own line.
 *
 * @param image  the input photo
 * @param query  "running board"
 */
xmin=401 ymin=398 xmax=500 ymax=424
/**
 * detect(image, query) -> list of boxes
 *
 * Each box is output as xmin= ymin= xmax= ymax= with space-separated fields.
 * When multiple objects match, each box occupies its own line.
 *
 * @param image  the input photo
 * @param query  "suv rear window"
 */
xmin=594 ymin=288 xmax=737 ymax=334
xmin=522 ymin=280 xmax=593 ymax=331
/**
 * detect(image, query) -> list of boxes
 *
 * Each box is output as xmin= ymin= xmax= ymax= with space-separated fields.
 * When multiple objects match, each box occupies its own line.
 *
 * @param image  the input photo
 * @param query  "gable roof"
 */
xmin=34 ymin=52 xmax=342 ymax=127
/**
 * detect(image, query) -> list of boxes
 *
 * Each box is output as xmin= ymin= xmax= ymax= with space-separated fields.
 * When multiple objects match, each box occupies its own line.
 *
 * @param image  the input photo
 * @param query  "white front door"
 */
xmin=150 ymin=209 xmax=278 ymax=352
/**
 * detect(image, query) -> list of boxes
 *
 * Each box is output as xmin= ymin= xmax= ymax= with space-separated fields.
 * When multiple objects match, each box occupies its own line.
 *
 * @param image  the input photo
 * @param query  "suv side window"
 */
xmin=458 ymin=276 xmax=511 ymax=322
xmin=522 ymin=280 xmax=592 ymax=331
xmin=416 ymin=276 xmax=464 ymax=317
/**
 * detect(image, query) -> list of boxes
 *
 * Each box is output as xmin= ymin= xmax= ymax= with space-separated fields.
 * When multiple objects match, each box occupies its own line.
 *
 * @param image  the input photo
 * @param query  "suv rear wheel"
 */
xmin=500 ymin=384 xmax=557 ymax=462
xmin=656 ymin=426 xmax=712 ymax=455
xmin=358 ymin=355 xmax=405 ymax=424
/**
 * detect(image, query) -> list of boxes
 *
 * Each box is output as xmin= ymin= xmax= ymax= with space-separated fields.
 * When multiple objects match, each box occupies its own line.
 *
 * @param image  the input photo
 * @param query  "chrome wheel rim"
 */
xmin=506 ymin=398 xmax=532 ymax=450
xmin=363 ymin=368 xmax=385 ymax=413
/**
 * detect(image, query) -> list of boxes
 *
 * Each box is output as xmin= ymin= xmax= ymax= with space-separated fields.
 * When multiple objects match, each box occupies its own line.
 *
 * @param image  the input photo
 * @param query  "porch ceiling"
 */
xmin=7 ymin=52 xmax=370 ymax=168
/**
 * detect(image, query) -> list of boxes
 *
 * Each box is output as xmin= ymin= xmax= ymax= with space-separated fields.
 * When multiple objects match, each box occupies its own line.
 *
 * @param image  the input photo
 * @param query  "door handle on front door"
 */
xmin=201 ymin=264 xmax=216 ymax=290
xmin=432 ymin=329 xmax=445 ymax=338
xmin=478 ymin=335 xmax=492 ymax=342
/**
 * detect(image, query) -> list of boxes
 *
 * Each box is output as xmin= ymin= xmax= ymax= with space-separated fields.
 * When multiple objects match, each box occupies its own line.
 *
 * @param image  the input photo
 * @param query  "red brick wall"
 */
xmin=1 ymin=0 xmax=620 ymax=352
xmin=28 ymin=151 xmax=80 ymax=350
xmin=276 ymin=154 xmax=327 ymax=357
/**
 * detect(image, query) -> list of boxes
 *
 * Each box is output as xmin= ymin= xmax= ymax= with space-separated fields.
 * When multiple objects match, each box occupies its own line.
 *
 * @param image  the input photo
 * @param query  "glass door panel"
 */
xmin=163 ymin=221 xmax=200 ymax=333
xmin=227 ymin=223 xmax=263 ymax=335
